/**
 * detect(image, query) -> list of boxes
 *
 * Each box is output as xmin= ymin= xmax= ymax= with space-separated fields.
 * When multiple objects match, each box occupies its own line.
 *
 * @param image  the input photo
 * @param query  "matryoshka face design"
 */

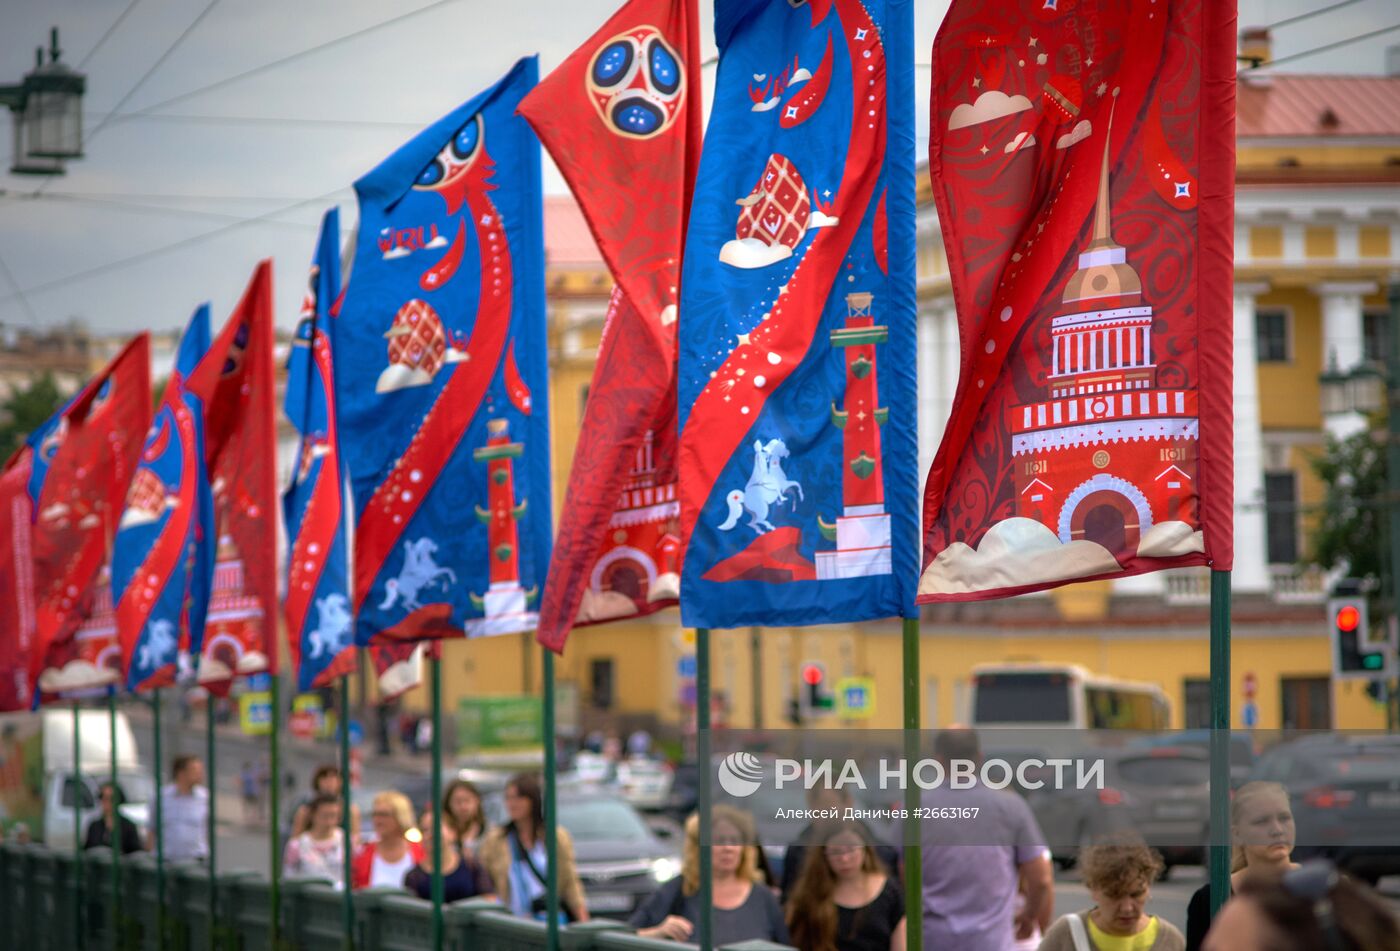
xmin=586 ymin=26 xmax=685 ymax=140
xmin=413 ymin=114 xmax=486 ymax=215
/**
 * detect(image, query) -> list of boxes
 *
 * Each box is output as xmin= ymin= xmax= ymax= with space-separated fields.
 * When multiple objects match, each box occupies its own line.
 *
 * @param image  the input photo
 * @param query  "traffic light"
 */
xmin=1329 ymin=596 xmax=1388 ymax=680
xmin=800 ymin=662 xmax=834 ymax=716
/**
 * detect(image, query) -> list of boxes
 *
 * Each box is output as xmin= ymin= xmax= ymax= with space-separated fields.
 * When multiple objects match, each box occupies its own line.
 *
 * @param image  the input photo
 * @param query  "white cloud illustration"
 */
xmin=948 ymin=90 xmax=1033 ymax=130
xmin=1056 ymin=119 xmax=1093 ymax=149
xmin=919 ymin=517 xmax=1120 ymax=597
xmin=1004 ymin=131 xmax=1036 ymax=153
xmin=1137 ymin=521 xmax=1205 ymax=558
xmin=37 ymin=660 xmax=116 ymax=693
xmin=719 ymin=237 xmax=793 ymax=269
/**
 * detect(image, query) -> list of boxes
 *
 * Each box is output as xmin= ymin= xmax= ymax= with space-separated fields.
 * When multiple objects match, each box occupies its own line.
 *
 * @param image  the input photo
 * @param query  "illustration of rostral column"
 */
xmin=816 ymin=292 xmax=893 ymax=579
xmin=470 ymin=418 xmax=536 ymax=635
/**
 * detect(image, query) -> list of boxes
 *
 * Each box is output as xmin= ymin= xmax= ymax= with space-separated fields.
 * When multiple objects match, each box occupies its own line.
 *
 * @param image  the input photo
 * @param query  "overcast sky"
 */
xmin=0 ymin=0 xmax=1395 ymax=337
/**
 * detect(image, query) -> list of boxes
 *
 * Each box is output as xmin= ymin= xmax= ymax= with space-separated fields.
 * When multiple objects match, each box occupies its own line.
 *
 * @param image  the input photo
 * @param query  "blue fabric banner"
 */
xmin=284 ymin=209 xmax=355 ymax=692
xmin=676 ymin=0 xmax=918 ymax=628
xmin=334 ymin=58 xmax=552 ymax=644
xmin=113 ymin=308 xmax=216 ymax=690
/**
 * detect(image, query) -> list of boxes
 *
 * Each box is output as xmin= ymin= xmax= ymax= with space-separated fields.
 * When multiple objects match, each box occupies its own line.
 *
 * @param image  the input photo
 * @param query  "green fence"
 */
xmin=0 ymin=841 xmax=791 ymax=951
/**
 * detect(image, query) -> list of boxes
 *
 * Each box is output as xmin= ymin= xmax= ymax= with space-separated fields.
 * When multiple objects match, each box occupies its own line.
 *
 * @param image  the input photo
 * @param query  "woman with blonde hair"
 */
xmin=785 ymin=820 xmax=905 ymax=951
xmin=1184 ymin=781 xmax=1297 ymax=951
xmin=351 ymin=789 xmax=424 ymax=889
xmin=630 ymin=805 xmax=788 ymax=944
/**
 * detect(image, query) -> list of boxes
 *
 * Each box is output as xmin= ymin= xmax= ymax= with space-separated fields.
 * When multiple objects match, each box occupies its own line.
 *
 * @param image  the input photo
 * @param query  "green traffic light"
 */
xmin=1363 ymin=654 xmax=1383 ymax=669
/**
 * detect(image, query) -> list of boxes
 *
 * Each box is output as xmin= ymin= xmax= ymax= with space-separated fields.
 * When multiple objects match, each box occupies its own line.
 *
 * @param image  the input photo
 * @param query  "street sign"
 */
xmin=456 ymin=695 xmax=543 ymax=751
xmin=1242 ymin=672 xmax=1257 ymax=700
xmin=678 ymin=654 xmax=697 ymax=679
xmin=1241 ymin=700 xmax=1259 ymax=729
xmin=239 ymin=691 xmax=272 ymax=735
xmin=835 ymin=676 xmax=875 ymax=719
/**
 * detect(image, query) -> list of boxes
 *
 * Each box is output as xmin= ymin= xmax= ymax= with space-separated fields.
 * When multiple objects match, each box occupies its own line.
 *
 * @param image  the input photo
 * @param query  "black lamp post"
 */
xmin=0 ymin=28 xmax=86 ymax=175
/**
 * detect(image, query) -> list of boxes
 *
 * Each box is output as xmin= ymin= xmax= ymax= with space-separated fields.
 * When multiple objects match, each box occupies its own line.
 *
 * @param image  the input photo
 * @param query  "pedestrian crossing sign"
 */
xmin=836 ymin=677 xmax=875 ymax=719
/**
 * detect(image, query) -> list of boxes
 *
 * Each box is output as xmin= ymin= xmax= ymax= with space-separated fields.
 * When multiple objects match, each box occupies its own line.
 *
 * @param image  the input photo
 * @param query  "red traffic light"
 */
xmin=801 ymin=664 xmax=824 ymax=686
xmin=1336 ymin=605 xmax=1361 ymax=633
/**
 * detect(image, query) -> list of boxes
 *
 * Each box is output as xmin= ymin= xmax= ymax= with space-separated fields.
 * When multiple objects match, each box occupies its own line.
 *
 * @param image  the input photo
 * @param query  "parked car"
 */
xmin=1026 ymin=745 xmax=1210 ymax=876
xmin=614 ymin=757 xmax=673 ymax=812
xmin=1129 ymin=730 xmax=1257 ymax=786
xmin=1248 ymin=733 xmax=1400 ymax=885
xmin=482 ymin=788 xmax=681 ymax=919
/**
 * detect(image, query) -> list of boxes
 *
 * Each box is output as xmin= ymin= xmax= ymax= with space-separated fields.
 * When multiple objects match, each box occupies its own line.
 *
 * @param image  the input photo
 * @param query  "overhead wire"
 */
xmin=76 ymin=0 xmax=144 ymax=69
xmin=1251 ymin=21 xmax=1400 ymax=69
xmin=1264 ymin=0 xmax=1368 ymax=31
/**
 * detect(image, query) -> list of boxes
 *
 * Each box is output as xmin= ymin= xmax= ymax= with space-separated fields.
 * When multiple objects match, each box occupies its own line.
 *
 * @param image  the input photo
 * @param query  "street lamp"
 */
xmin=0 ymin=28 xmax=87 ymax=175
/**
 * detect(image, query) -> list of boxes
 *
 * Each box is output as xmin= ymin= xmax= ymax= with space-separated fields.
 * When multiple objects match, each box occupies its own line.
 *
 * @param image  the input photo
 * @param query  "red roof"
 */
xmin=544 ymin=195 xmax=604 ymax=268
xmin=1238 ymin=74 xmax=1400 ymax=138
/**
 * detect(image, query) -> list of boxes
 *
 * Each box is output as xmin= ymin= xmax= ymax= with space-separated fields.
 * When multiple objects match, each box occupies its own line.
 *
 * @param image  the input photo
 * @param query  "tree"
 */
xmin=0 ymin=374 xmax=65 ymax=463
xmin=1307 ymin=425 xmax=1388 ymax=589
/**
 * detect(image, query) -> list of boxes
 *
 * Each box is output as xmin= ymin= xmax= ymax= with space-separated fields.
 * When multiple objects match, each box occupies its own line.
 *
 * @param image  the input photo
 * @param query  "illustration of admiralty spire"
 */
xmin=1009 ymin=120 xmax=1200 ymax=565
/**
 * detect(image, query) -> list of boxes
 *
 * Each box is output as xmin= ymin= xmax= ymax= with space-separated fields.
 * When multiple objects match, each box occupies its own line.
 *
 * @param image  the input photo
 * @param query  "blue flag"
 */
xmin=284 ymin=209 xmax=354 ymax=692
xmin=113 ymin=307 xmax=216 ymax=690
xmin=334 ymin=58 xmax=551 ymax=644
xmin=676 ymin=0 xmax=917 ymax=628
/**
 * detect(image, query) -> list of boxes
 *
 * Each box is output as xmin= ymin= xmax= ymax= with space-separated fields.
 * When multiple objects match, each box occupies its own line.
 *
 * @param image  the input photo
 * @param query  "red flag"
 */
xmin=920 ymin=0 xmax=1235 ymax=600
xmin=0 ymin=450 xmax=36 ymax=711
xmin=186 ymin=260 xmax=280 ymax=685
xmin=27 ymin=335 xmax=151 ymax=699
xmin=519 ymin=0 xmax=701 ymax=651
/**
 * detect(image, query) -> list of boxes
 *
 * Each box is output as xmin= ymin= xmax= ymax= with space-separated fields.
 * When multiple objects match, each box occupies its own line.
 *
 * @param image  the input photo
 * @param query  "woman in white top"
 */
xmin=352 ymin=790 xmax=424 ymax=889
xmin=283 ymin=794 xmax=346 ymax=889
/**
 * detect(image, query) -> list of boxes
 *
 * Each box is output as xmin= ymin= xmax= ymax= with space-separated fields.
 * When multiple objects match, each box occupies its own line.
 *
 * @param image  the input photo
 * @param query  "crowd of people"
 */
xmin=67 ymin=732 xmax=1400 ymax=950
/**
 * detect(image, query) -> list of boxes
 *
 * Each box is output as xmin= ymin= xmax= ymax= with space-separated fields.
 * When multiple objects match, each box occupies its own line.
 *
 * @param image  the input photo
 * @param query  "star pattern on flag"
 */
xmin=1175 ymin=182 xmax=1191 ymax=198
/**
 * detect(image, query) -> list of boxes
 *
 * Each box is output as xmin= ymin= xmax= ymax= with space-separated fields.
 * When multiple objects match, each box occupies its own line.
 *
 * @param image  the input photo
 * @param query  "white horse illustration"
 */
xmin=137 ymin=619 xmax=176 ymax=672
xmin=379 ymin=538 xmax=457 ymax=612
xmin=718 ymin=438 xmax=804 ymax=535
xmin=307 ymin=593 xmax=352 ymax=658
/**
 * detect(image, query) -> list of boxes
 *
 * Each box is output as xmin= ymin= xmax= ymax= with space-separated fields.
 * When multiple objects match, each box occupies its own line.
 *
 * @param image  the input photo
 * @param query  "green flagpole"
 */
xmin=207 ymin=695 xmax=217 ymax=950
xmin=902 ymin=617 xmax=922 ymax=951
xmin=153 ymin=688 xmax=166 ymax=944
xmin=73 ymin=700 xmax=85 ymax=950
xmin=1208 ymin=570 xmax=1232 ymax=916
xmin=340 ymin=674 xmax=354 ymax=951
xmin=269 ymin=674 xmax=282 ymax=946
xmin=109 ymin=690 xmax=120 ymax=951
xmin=429 ymin=652 xmax=444 ymax=951
xmin=543 ymin=649 xmax=559 ymax=951
xmin=696 ymin=627 xmax=712 ymax=951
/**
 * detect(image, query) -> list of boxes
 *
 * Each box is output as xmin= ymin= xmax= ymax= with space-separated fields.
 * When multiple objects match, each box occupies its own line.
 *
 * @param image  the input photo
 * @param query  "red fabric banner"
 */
xmin=28 ymin=334 xmax=151 ymax=699
xmin=187 ymin=260 xmax=280 ymax=684
xmin=0 ymin=451 xmax=36 ymax=712
xmin=519 ymin=0 xmax=701 ymax=652
xmin=920 ymin=0 xmax=1235 ymax=601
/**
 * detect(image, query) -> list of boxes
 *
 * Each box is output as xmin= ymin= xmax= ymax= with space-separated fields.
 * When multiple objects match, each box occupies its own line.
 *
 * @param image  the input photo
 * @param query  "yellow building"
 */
xmin=417 ymin=39 xmax=1400 ymax=739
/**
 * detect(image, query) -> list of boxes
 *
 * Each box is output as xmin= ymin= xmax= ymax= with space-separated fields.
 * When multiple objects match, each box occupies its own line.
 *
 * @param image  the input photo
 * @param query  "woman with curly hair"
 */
xmin=1039 ymin=835 xmax=1184 ymax=950
xmin=785 ymin=820 xmax=905 ymax=951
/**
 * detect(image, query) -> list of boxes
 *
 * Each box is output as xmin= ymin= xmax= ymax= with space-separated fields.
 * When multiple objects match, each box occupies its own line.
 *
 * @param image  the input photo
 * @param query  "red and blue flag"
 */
xmin=335 ymin=59 xmax=551 ymax=644
xmin=521 ymin=0 xmax=702 ymax=653
xmin=676 ymin=0 xmax=919 ymax=628
xmin=285 ymin=211 xmax=355 ymax=692
xmin=25 ymin=334 xmax=151 ymax=700
xmin=186 ymin=261 xmax=279 ymax=688
xmin=114 ymin=309 xmax=215 ymax=691
xmin=0 ymin=449 xmax=36 ymax=712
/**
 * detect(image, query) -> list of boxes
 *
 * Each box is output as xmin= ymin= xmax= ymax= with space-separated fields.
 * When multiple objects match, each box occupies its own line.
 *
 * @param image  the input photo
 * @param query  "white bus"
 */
xmin=969 ymin=663 xmax=1170 ymax=731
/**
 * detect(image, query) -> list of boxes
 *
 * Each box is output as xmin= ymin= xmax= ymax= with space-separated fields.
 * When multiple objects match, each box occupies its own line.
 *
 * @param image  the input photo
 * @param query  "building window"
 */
xmin=1363 ymin=311 xmax=1389 ymax=364
xmin=1256 ymin=311 xmax=1289 ymax=362
xmin=1183 ymin=678 xmax=1211 ymax=730
xmin=589 ymin=658 xmax=614 ymax=710
xmin=1281 ymin=676 xmax=1331 ymax=730
xmin=1264 ymin=471 xmax=1298 ymax=565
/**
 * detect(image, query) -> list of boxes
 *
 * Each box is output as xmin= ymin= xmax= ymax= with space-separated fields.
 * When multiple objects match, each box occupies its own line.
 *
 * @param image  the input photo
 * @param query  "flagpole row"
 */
xmin=340 ymin=673 xmax=355 ymax=951
xmin=695 ymin=626 xmax=712 ymax=951
xmin=153 ymin=688 xmax=166 ymax=945
xmin=430 ymin=652 xmax=444 ymax=951
xmin=73 ymin=699 xmax=85 ymax=951
xmin=109 ymin=689 xmax=120 ymax=951
xmin=207 ymin=694 xmax=217 ymax=950
xmin=543 ymin=648 xmax=559 ymax=951
xmin=269 ymin=673 xmax=282 ymax=947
